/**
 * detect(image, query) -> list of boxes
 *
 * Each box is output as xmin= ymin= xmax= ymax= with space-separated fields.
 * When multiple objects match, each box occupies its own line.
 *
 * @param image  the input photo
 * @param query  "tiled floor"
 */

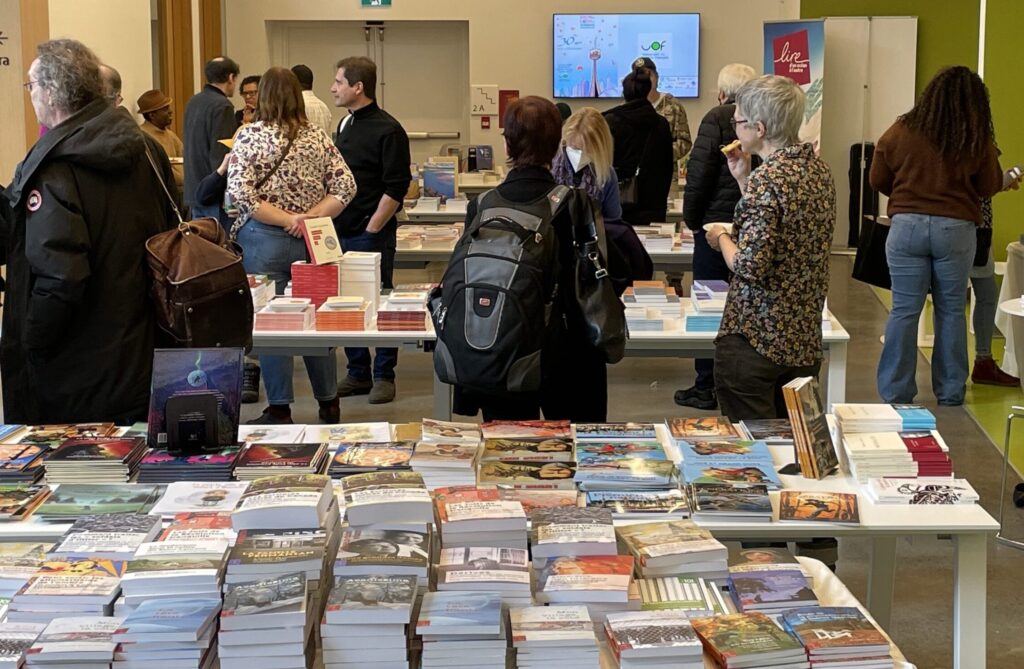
xmin=244 ymin=255 xmax=1024 ymax=668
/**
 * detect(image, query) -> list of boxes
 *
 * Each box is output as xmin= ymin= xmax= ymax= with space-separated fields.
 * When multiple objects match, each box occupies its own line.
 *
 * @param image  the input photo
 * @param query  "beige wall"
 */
xmin=0 ymin=2 xmax=28 ymax=184
xmin=225 ymin=0 xmax=799 ymax=161
xmin=49 ymin=0 xmax=154 ymax=120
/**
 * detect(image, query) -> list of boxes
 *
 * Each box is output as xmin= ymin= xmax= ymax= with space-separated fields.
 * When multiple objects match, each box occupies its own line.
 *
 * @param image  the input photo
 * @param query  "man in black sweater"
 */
xmin=183 ymin=57 xmax=239 ymax=219
xmin=330 ymin=56 xmax=412 ymax=405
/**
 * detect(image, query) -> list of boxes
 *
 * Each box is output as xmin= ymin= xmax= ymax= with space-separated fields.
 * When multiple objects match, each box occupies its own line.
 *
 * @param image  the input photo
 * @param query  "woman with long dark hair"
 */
xmin=227 ymin=67 xmax=356 ymax=424
xmin=871 ymin=66 xmax=1007 ymax=405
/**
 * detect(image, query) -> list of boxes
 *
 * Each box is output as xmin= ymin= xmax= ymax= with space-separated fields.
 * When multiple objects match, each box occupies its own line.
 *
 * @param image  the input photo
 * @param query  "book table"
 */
xmin=250 ymin=313 xmax=850 ymax=420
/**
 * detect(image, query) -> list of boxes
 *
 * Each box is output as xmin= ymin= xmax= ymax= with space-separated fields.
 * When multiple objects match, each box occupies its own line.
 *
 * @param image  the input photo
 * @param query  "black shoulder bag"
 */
xmin=617 ymin=127 xmax=656 ymax=207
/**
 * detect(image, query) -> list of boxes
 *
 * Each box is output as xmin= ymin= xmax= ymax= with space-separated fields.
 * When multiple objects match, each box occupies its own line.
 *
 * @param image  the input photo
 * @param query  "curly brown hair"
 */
xmin=900 ymin=66 xmax=994 ymax=161
xmin=35 ymin=39 xmax=103 ymax=114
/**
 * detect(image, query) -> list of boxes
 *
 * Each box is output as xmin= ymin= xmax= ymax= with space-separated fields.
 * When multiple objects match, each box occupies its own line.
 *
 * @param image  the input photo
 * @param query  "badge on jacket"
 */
xmin=26 ymin=190 xmax=42 ymax=212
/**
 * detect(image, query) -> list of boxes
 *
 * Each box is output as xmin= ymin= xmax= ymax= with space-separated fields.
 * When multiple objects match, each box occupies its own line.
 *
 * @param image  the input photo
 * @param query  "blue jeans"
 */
xmin=692 ymin=229 xmax=731 ymax=389
xmin=341 ymin=226 xmax=398 ymax=381
xmin=878 ymin=214 xmax=976 ymax=404
xmin=237 ymin=222 xmax=338 ymax=405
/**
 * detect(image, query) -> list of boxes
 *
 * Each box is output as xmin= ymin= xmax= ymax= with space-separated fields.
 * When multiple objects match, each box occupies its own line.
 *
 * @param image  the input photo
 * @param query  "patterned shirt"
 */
xmin=303 ymin=90 xmax=335 ymax=138
xmin=227 ymin=121 xmax=356 ymax=237
xmin=653 ymin=92 xmax=693 ymax=163
xmin=717 ymin=143 xmax=836 ymax=367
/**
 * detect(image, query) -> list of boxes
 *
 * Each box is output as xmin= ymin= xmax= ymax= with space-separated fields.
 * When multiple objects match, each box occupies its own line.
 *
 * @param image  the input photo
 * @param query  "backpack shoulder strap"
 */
xmin=546 ymin=185 xmax=572 ymax=217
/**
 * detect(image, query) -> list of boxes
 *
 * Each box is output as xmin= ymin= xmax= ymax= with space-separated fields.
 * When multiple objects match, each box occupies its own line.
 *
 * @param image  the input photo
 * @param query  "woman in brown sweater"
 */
xmin=870 ymin=66 xmax=1005 ymax=405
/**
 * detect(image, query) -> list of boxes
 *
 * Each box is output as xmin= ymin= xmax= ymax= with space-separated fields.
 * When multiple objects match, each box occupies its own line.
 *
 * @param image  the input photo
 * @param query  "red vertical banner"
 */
xmin=772 ymin=29 xmax=812 ymax=85
xmin=498 ymin=90 xmax=520 ymax=128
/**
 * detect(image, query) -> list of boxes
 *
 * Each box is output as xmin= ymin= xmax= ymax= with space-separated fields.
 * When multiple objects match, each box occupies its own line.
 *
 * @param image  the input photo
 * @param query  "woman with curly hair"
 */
xmin=871 ymin=66 xmax=1010 ymax=405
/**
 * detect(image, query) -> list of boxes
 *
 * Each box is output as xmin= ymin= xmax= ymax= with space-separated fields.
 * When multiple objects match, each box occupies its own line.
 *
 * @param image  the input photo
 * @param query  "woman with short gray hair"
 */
xmin=704 ymin=75 xmax=835 ymax=420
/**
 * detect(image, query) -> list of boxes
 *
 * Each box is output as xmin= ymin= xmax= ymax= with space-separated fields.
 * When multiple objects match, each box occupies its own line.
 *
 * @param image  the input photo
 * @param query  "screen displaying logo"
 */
xmin=772 ymin=29 xmax=811 ymax=85
xmin=637 ymin=33 xmax=672 ymax=67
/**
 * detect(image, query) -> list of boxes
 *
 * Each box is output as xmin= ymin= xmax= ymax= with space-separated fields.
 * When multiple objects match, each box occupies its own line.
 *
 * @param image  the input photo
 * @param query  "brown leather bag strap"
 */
xmin=143 ymin=141 xmax=185 ymax=226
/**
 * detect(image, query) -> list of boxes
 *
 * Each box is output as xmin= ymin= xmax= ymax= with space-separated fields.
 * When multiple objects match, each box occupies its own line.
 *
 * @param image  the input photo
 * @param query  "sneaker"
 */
xmin=971 ymin=357 xmax=1020 ymax=387
xmin=247 ymin=406 xmax=293 ymax=425
xmin=337 ymin=375 xmax=373 ymax=397
xmin=369 ymin=380 xmax=396 ymax=405
xmin=241 ymin=363 xmax=261 ymax=404
xmin=673 ymin=385 xmax=717 ymax=410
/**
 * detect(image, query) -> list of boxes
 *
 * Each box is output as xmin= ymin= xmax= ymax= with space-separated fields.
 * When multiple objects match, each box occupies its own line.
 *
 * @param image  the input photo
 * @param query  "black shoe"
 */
xmin=318 ymin=399 xmax=341 ymax=424
xmin=673 ymin=385 xmax=717 ymax=410
xmin=241 ymin=363 xmax=260 ymax=404
xmin=247 ymin=406 xmax=293 ymax=425
xmin=1014 ymin=483 xmax=1024 ymax=508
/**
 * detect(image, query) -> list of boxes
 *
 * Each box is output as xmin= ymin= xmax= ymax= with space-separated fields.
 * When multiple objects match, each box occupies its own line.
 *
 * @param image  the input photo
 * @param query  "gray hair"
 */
xmin=35 ymin=39 xmax=103 ymax=114
xmin=734 ymin=75 xmax=805 ymax=146
xmin=717 ymin=63 xmax=757 ymax=100
xmin=99 ymin=64 xmax=122 ymax=102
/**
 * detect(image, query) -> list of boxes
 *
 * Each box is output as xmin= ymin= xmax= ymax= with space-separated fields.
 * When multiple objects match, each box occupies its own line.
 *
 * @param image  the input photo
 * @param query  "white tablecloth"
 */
xmin=996 ymin=241 xmax=1024 ymax=379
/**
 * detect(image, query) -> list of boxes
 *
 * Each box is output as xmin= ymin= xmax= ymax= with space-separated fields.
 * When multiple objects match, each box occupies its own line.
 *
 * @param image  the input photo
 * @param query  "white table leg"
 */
xmin=953 ymin=533 xmax=987 ymax=669
xmin=432 ymin=369 xmax=452 ymax=420
xmin=826 ymin=340 xmax=848 ymax=411
xmin=866 ymin=535 xmax=896 ymax=630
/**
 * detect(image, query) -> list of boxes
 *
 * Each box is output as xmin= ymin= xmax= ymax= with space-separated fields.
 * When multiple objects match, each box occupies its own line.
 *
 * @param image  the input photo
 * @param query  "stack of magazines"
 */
xmin=43 ymin=437 xmax=148 ymax=484
xmin=137 ymin=447 xmax=241 ymax=483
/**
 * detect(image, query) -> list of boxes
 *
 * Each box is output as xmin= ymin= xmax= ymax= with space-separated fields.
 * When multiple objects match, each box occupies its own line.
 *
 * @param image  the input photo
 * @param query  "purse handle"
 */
xmin=143 ymin=141 xmax=188 ymax=231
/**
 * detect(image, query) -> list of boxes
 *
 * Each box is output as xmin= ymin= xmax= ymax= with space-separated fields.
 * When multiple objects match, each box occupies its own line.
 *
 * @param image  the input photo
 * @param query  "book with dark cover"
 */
xmin=13 ymin=424 xmax=117 ymax=449
xmin=236 ymin=443 xmax=326 ymax=469
xmin=784 ymin=377 xmax=840 ymax=479
xmin=146 ymin=348 xmax=244 ymax=449
xmin=335 ymin=528 xmax=429 ymax=570
xmin=327 ymin=574 xmax=417 ymax=614
xmin=779 ymin=491 xmax=860 ymax=524
xmin=728 ymin=570 xmax=817 ymax=611
xmin=739 ymin=419 xmax=795 ymax=443
xmin=46 ymin=438 xmax=144 ymax=464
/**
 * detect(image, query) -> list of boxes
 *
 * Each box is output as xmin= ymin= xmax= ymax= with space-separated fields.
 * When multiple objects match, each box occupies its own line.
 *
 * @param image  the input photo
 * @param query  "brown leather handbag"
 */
xmin=143 ymin=147 xmax=253 ymax=351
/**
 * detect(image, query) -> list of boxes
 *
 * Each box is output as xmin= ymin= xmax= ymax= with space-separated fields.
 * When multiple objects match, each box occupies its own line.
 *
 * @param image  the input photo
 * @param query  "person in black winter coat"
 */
xmin=603 ymin=63 xmax=674 ymax=226
xmin=675 ymin=63 xmax=759 ymax=411
xmin=3 ymin=39 xmax=176 ymax=424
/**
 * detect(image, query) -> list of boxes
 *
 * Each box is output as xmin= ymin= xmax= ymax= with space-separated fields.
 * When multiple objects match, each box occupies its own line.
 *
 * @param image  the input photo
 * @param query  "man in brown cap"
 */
xmin=138 ymin=89 xmax=184 ymax=192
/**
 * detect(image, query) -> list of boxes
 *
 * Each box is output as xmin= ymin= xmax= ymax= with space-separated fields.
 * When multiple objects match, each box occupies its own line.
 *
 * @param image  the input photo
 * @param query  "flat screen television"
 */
xmin=553 ymin=13 xmax=700 ymax=99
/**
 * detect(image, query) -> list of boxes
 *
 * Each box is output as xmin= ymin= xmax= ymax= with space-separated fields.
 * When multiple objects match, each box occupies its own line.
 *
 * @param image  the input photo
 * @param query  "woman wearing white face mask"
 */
xmin=552 ymin=108 xmax=653 ymax=280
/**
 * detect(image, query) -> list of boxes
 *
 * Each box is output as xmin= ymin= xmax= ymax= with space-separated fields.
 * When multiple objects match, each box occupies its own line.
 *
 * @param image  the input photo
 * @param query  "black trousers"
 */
xmin=692 ymin=230 xmax=731 ymax=389
xmin=714 ymin=333 xmax=821 ymax=421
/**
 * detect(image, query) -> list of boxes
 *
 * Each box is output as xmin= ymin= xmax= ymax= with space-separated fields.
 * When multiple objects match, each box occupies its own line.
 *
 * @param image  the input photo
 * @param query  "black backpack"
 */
xmin=430 ymin=185 xmax=570 ymax=394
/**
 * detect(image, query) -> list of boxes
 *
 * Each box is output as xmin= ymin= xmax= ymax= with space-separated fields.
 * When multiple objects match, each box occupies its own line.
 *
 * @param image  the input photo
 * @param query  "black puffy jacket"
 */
xmin=683 ymin=102 xmax=745 ymax=230
xmin=3 ymin=99 xmax=176 ymax=423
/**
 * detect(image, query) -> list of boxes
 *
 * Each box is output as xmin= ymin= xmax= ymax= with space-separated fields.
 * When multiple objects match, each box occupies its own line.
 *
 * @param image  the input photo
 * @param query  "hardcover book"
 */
xmin=34 ymin=484 xmax=163 ymax=518
xmin=11 ymin=424 xmax=116 ymax=449
xmin=235 ymin=443 xmax=327 ymax=471
xmin=778 ymin=491 xmax=861 ymax=524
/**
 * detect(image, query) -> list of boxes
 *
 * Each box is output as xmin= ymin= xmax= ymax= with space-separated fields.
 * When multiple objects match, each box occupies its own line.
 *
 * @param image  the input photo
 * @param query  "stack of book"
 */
xmin=3 ymin=423 xmax=117 ymax=449
xmin=480 ymin=437 xmax=575 ymax=463
xmin=866 ymin=477 xmax=978 ymax=504
xmin=377 ymin=291 xmax=429 ymax=331
xmin=111 ymin=597 xmax=221 ymax=669
xmin=509 ymin=605 xmax=599 ymax=669
xmin=782 ymin=377 xmax=841 ymax=479
xmin=411 ymin=443 xmax=480 ymax=489
xmin=605 ymin=611 xmax=704 ymax=669
xmin=248 ymin=274 xmax=275 ymax=311
xmin=833 ymin=403 xmax=903 ymax=433
xmin=329 ymin=442 xmax=415 ymax=479
xmin=780 ymin=606 xmax=893 ymax=667
xmin=633 ymin=224 xmax=676 ymax=252
xmin=416 ymin=591 xmax=507 ymax=669
xmin=49 ymin=513 xmax=162 ymax=561
xmin=316 ymin=296 xmax=371 ymax=331
xmin=0 ymin=622 xmax=45 ymax=667
xmin=422 ymin=419 xmax=482 ymax=445
xmin=0 ymin=543 xmax=52 ymax=598
xmin=574 ymin=423 xmax=678 ymax=494
xmin=682 ymin=303 xmax=722 ymax=333
xmin=842 ymin=431 xmax=953 ymax=483
xmin=23 ymin=616 xmax=121 ymax=668
xmin=10 ymin=558 xmax=126 ymax=624
xmin=533 ymin=555 xmax=634 ymax=605
xmin=43 ymin=437 xmax=148 ymax=484
xmin=727 ymin=546 xmax=812 ymax=585
xmin=137 ymin=447 xmax=241 ymax=483
xmin=617 ymin=521 xmax=728 ymax=579
xmin=530 ymin=507 xmax=616 ymax=558
xmin=233 ymin=443 xmax=329 ymax=480
xmin=396 ymin=226 xmax=424 ymax=250
xmin=477 ymin=460 xmax=578 ymax=490
xmin=692 ymin=612 xmax=807 ymax=668
xmin=436 ymin=546 xmax=532 ymax=605
xmin=728 ymin=568 xmax=818 ymax=613
xmin=623 ymin=281 xmax=682 ymax=332
xmin=0 ymin=444 xmax=46 ymax=484
xmin=121 ymin=539 xmax=230 ymax=612
xmin=148 ymin=481 xmax=249 ymax=519
xmin=691 ymin=279 xmax=730 ymax=311
xmin=893 ymin=404 xmax=937 ymax=430
xmin=291 ymin=260 xmax=341 ymax=309
xmin=340 ymin=251 xmax=382 ymax=318
xmin=339 ymin=470 xmax=433 ymax=526
xmin=0 ymin=485 xmax=51 ymax=522
xmin=230 ymin=473 xmax=334 ymax=531
xmin=219 ymin=572 xmax=312 ymax=669
xmin=321 ymin=574 xmax=416 ymax=668
xmin=480 ymin=420 xmax=572 ymax=441
xmin=32 ymin=484 xmax=164 ymax=522
xmin=432 ymin=486 xmax=528 ymax=549
xmin=420 ymin=225 xmax=461 ymax=250
xmin=254 ymin=297 xmax=316 ymax=331
xmin=636 ymin=575 xmax=729 ymax=617
xmin=334 ymin=526 xmax=431 ymax=581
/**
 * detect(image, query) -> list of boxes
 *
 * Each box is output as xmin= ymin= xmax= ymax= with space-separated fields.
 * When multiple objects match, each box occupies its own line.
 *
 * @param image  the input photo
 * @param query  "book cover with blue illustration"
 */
xmin=575 ymin=441 xmax=667 ymax=465
xmin=678 ymin=440 xmax=772 ymax=462
xmin=113 ymin=597 xmax=221 ymax=639
xmin=681 ymin=459 xmax=782 ymax=490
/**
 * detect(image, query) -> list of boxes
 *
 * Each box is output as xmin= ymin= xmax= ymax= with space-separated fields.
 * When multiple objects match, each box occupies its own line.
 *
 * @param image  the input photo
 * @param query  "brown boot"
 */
xmin=971 ymin=358 xmax=1020 ymax=387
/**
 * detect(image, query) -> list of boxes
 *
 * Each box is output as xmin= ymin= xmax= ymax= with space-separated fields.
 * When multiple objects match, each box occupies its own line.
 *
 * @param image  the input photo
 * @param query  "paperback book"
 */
xmin=0 ymin=485 xmax=50 ymax=521
xmin=689 ymin=482 xmax=772 ymax=521
xmin=334 ymin=527 xmax=430 ymax=576
xmin=50 ymin=513 xmax=162 ymax=560
xmin=324 ymin=574 xmax=417 ymax=624
xmin=436 ymin=547 xmax=531 ymax=591
xmin=148 ymin=481 xmax=249 ymax=517
xmin=690 ymin=612 xmax=805 ymax=667
xmin=666 ymin=417 xmax=741 ymax=442
xmin=728 ymin=569 xmax=818 ymax=612
xmin=420 ymin=419 xmax=482 ymax=445
xmin=220 ymin=571 xmax=307 ymax=630
xmin=738 ymin=419 xmax=795 ymax=444
xmin=681 ymin=459 xmax=782 ymax=490
xmin=480 ymin=420 xmax=572 ymax=440
xmin=480 ymin=438 xmax=575 ymax=462
xmin=8 ymin=424 xmax=116 ymax=449
xmin=530 ymin=507 xmax=616 ymax=557
xmin=604 ymin=611 xmax=703 ymax=659
xmin=477 ymin=461 xmax=577 ymax=490
xmin=780 ymin=606 xmax=891 ymax=657
xmin=33 ymin=484 xmax=163 ymax=520
xmin=574 ymin=459 xmax=677 ymax=490
xmin=305 ymin=423 xmax=392 ymax=444
xmin=534 ymin=555 xmax=634 ymax=603
xmin=778 ymin=491 xmax=861 ymax=525
xmin=338 ymin=470 xmax=432 ymax=526
xmin=584 ymin=489 xmax=689 ymax=518
xmin=574 ymin=423 xmax=657 ymax=441
xmin=574 ymin=441 xmax=667 ymax=464
xmin=677 ymin=439 xmax=772 ymax=461
xmin=329 ymin=442 xmax=415 ymax=477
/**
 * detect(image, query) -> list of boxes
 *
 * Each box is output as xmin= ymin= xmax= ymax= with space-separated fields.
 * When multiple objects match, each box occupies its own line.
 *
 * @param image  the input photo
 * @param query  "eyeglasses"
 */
xmin=22 ymin=80 xmax=38 ymax=91
xmin=242 ymin=90 xmax=258 ymax=97
xmin=729 ymin=118 xmax=751 ymax=129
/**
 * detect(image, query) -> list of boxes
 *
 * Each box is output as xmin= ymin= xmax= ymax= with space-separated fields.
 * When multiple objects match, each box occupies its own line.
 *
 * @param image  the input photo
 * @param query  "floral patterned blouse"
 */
xmin=227 ymin=121 xmax=356 ymax=237
xmin=717 ymin=143 xmax=836 ymax=367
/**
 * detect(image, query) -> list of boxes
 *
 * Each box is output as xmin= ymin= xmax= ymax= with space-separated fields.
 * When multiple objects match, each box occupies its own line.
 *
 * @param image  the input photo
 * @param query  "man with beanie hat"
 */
xmin=138 ymin=89 xmax=185 ymax=193
xmin=634 ymin=56 xmax=692 ymax=163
